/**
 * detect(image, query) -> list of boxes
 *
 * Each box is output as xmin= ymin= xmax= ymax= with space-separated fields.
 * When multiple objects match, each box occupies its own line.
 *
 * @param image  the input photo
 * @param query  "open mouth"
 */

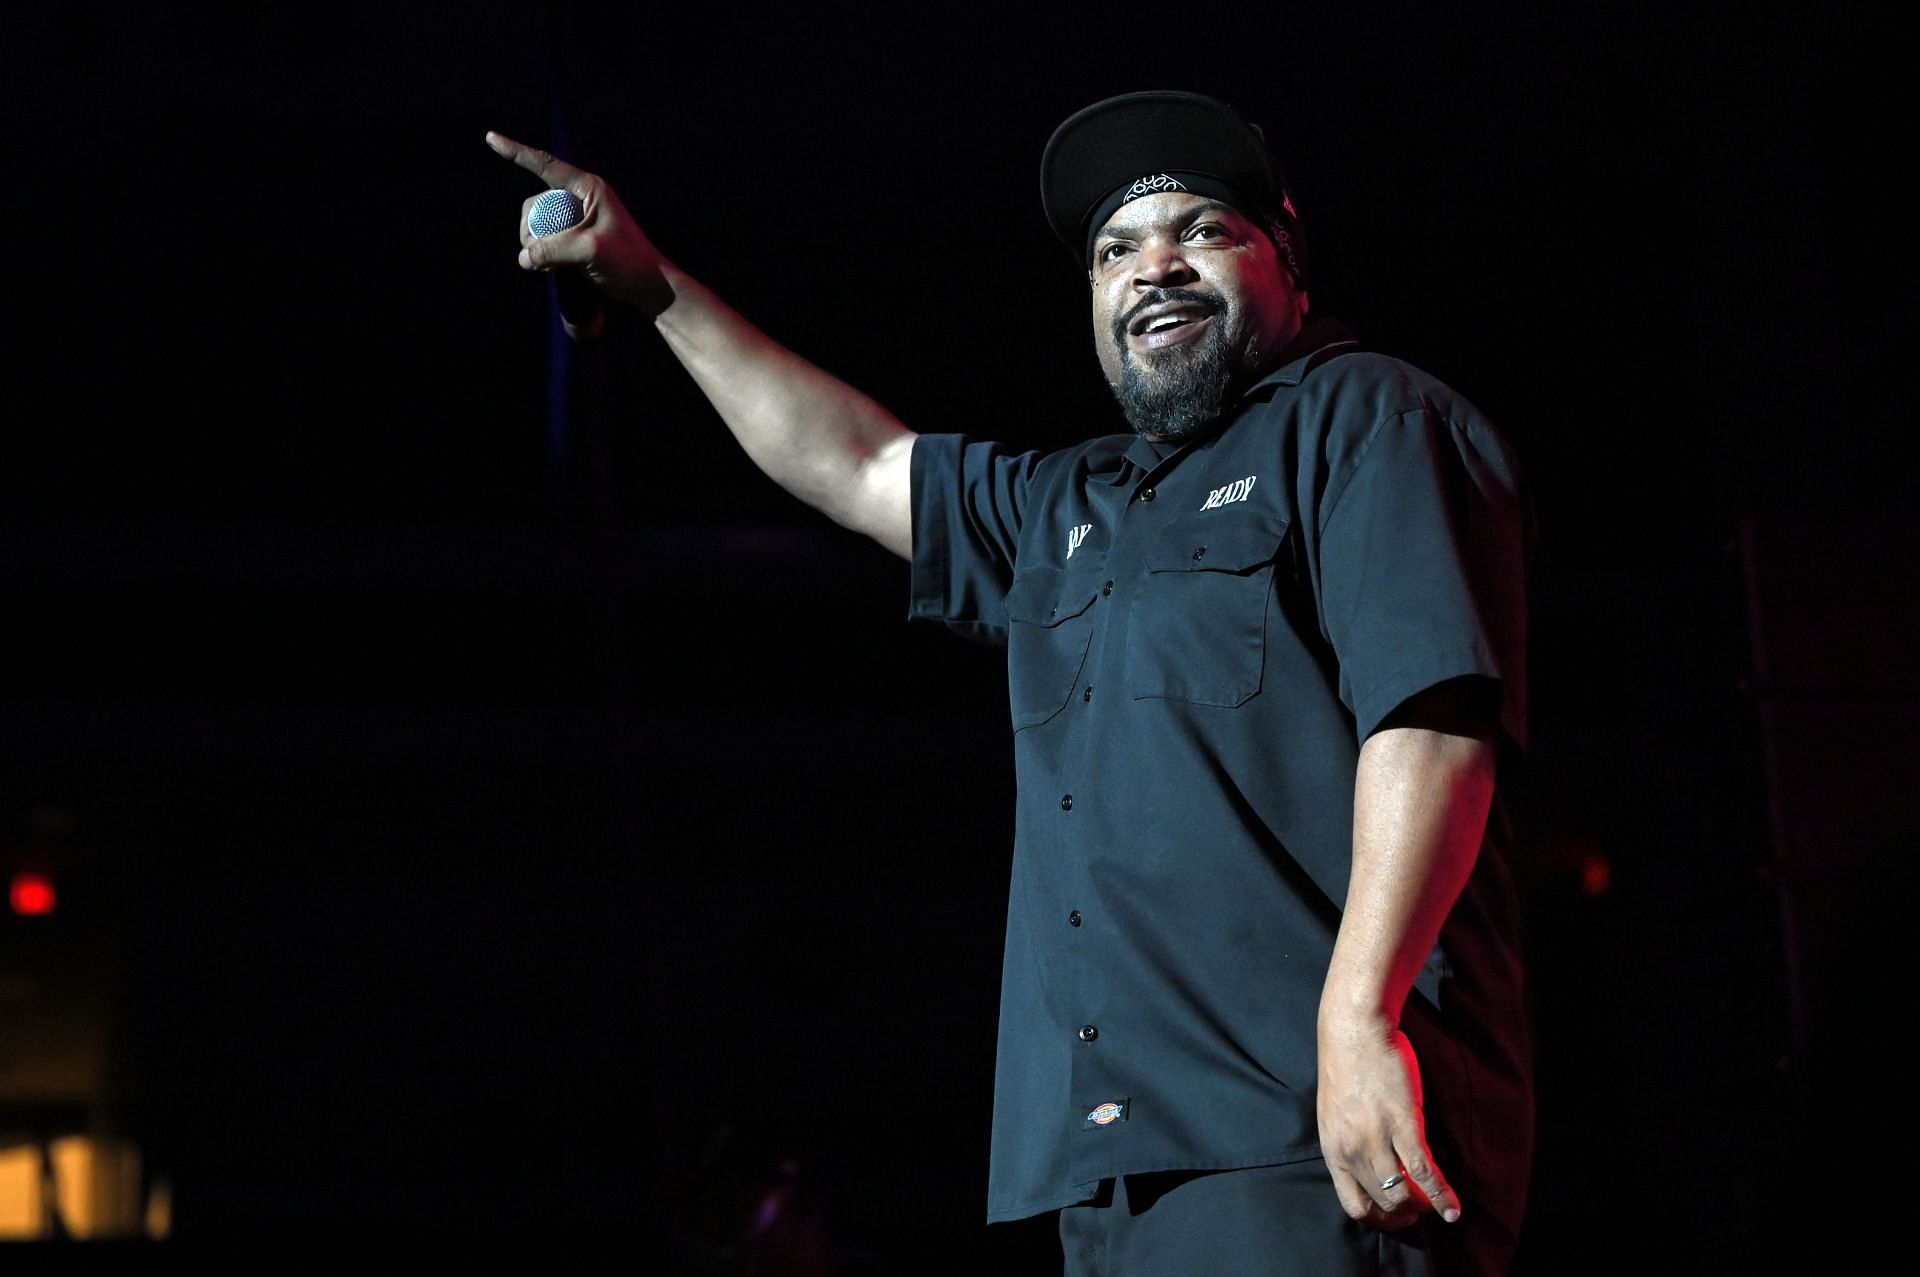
xmin=1127 ymin=301 xmax=1218 ymax=350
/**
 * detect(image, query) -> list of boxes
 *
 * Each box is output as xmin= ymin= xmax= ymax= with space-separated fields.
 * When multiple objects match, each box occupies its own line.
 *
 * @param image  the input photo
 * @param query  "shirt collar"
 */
xmin=1120 ymin=433 xmax=1175 ymax=476
xmin=1243 ymin=316 xmax=1361 ymax=395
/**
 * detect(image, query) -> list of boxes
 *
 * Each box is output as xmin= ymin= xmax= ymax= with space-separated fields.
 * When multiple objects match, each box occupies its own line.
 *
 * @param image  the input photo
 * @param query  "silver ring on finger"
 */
xmin=1379 ymin=1172 xmax=1406 ymax=1192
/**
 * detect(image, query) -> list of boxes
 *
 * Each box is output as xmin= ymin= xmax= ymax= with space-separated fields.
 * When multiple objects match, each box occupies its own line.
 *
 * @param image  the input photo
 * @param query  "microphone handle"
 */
xmin=551 ymin=264 xmax=606 ymax=339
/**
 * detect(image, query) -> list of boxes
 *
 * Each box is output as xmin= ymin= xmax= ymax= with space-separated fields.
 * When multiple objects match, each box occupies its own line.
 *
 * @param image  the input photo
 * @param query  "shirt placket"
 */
xmin=1061 ymin=452 xmax=1179 ymax=1174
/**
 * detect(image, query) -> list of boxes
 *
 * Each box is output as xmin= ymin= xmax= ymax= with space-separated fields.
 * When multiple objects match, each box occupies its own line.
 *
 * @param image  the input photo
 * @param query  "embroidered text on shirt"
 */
xmin=1067 ymin=523 xmax=1093 ymax=559
xmin=1200 ymin=475 xmax=1257 ymax=510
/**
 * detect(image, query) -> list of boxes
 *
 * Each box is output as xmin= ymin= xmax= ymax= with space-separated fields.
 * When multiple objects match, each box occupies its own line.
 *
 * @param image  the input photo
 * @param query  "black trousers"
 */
xmin=1057 ymin=1160 xmax=1515 ymax=1277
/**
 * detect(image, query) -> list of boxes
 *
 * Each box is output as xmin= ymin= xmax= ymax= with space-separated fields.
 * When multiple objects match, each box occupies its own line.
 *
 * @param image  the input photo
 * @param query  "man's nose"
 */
xmin=1133 ymin=239 xmax=1196 ymax=288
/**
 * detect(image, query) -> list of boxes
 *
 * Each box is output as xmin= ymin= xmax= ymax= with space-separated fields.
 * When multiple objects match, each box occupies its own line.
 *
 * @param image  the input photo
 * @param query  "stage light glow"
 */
xmin=10 ymin=872 xmax=55 ymax=915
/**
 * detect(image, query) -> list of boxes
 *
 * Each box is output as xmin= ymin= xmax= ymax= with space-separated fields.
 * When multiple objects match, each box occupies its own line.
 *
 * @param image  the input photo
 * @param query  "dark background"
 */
xmin=3 ymin=1 xmax=1912 ymax=1268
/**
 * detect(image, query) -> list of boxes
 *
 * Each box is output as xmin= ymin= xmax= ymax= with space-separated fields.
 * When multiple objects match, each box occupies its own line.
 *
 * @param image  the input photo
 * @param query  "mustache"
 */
xmin=1112 ymin=288 xmax=1223 ymax=345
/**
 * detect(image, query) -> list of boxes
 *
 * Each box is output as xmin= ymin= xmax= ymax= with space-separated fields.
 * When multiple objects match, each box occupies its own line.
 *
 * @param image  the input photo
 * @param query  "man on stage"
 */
xmin=489 ymin=89 xmax=1534 ymax=1274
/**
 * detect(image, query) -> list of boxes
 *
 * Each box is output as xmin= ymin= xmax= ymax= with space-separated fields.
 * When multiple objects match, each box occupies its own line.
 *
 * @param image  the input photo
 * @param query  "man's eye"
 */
xmin=1098 ymin=242 xmax=1131 ymax=263
xmin=1187 ymin=223 xmax=1225 ymax=242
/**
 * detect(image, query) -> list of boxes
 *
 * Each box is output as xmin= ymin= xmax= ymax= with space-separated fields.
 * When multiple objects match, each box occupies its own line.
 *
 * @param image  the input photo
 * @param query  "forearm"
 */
xmin=653 ymin=264 xmax=915 ymax=557
xmin=485 ymin=133 xmax=915 ymax=555
xmin=1320 ymin=723 xmax=1495 ymax=1035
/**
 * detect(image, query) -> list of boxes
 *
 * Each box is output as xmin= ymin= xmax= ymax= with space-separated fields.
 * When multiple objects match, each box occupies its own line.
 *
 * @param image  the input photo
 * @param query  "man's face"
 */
xmin=1089 ymin=192 xmax=1307 ymax=442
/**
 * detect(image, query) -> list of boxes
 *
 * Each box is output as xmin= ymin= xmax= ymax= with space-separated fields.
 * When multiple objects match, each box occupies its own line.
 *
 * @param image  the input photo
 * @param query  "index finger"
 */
xmin=485 ymin=131 xmax=589 ymax=194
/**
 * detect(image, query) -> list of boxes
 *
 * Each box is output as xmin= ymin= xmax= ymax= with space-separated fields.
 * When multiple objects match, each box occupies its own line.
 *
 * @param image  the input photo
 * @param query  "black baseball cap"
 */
xmin=1039 ymin=90 xmax=1307 ymax=283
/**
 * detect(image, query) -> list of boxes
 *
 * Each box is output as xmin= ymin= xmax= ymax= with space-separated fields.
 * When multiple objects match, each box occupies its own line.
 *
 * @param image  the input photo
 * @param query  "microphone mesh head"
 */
xmin=527 ymin=189 xmax=585 ymax=238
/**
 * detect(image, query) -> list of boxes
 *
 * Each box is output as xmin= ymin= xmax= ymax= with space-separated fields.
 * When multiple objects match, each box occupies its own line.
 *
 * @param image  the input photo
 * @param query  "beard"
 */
xmin=1108 ymin=288 xmax=1242 ymax=443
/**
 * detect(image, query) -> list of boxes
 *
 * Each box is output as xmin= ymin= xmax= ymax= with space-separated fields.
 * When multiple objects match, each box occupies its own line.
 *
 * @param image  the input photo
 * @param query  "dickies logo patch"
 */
xmin=1084 ymin=1100 xmax=1128 ymax=1127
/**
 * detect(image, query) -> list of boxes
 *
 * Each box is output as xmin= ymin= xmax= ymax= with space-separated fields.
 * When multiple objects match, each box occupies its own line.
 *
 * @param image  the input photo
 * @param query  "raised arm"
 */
xmin=486 ymin=132 xmax=915 ymax=558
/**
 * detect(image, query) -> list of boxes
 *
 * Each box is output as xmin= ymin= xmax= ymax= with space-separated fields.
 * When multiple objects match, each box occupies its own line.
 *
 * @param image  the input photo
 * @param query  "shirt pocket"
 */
xmin=1129 ymin=514 xmax=1291 ymax=707
xmin=1004 ymin=563 xmax=1103 ymax=732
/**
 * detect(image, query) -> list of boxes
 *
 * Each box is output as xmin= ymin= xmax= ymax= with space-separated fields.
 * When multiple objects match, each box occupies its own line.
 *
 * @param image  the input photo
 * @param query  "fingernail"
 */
xmin=1442 ymin=1207 xmax=1461 ymax=1223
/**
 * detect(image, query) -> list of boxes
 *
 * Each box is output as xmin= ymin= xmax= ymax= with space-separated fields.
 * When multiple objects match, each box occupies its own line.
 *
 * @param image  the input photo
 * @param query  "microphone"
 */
xmin=527 ymin=188 xmax=605 ymax=338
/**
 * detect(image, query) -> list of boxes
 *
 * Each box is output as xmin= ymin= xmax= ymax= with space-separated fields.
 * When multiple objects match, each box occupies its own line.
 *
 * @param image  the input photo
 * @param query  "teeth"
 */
xmin=1145 ymin=312 xmax=1200 ymax=333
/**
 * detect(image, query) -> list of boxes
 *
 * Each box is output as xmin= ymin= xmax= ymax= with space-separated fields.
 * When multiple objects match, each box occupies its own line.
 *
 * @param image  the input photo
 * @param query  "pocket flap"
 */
xmin=1006 ymin=566 xmax=1102 ymax=628
xmin=1145 ymin=516 xmax=1291 ymax=575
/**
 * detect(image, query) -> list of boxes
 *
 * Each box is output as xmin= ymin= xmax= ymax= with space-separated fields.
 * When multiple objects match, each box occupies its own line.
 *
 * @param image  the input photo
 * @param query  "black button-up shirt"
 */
xmin=907 ymin=320 xmax=1534 ymax=1236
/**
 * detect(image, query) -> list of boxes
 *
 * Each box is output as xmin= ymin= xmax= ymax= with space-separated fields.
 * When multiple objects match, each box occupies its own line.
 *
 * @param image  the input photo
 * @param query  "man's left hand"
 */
xmin=1316 ymin=1011 xmax=1459 ymax=1230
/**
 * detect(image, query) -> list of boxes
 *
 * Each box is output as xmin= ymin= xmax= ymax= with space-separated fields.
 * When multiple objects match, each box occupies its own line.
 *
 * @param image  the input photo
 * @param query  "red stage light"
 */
xmin=1579 ymin=852 xmax=1612 ymax=898
xmin=10 ymin=871 xmax=56 ymax=915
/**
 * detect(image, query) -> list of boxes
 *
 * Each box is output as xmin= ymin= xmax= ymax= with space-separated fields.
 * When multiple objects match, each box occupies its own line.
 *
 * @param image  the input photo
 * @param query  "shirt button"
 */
xmin=1139 ymin=486 xmax=1156 ymax=502
xmin=1192 ymin=546 xmax=1207 ymax=561
xmin=1068 ymin=910 xmax=1082 ymax=927
xmin=1078 ymin=1025 xmax=1099 ymax=1042
xmin=1082 ymin=686 xmax=1093 ymax=702
xmin=1060 ymin=794 xmax=1073 ymax=811
xmin=1102 ymin=580 xmax=1113 ymax=596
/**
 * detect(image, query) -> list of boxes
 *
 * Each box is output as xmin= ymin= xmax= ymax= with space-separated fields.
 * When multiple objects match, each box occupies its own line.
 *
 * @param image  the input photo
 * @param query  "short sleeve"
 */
xmin=1318 ymin=408 xmax=1531 ymax=749
xmin=909 ymin=434 xmax=1045 ymax=646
